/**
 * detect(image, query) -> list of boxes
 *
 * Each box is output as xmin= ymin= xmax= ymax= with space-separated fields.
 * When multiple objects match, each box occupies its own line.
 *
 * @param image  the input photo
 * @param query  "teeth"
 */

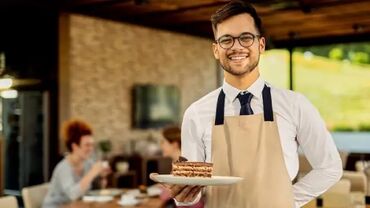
xmin=230 ymin=56 xmax=246 ymax=60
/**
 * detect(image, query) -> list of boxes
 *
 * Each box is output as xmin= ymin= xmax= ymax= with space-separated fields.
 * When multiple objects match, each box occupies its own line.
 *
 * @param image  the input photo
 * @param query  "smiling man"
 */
xmin=162 ymin=1 xmax=343 ymax=208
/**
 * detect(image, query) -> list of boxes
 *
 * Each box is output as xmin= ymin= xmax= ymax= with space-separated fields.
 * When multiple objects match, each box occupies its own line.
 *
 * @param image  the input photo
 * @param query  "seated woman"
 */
xmin=43 ymin=119 xmax=110 ymax=207
xmin=160 ymin=126 xmax=182 ymax=163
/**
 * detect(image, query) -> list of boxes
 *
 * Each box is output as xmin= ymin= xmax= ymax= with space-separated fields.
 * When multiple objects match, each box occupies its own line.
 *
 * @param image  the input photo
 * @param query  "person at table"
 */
xmin=160 ymin=1 xmax=343 ymax=207
xmin=160 ymin=126 xmax=182 ymax=163
xmin=42 ymin=119 xmax=110 ymax=208
xmin=159 ymin=126 xmax=204 ymax=208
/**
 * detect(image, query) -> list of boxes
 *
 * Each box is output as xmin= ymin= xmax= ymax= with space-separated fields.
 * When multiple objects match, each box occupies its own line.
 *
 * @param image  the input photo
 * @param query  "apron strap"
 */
xmin=215 ymin=85 xmax=274 ymax=125
xmin=215 ymin=89 xmax=225 ymax=125
xmin=262 ymin=86 xmax=274 ymax=121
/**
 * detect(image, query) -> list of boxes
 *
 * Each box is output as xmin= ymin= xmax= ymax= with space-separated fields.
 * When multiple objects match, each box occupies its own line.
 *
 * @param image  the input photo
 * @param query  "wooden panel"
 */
xmin=266 ymin=15 xmax=370 ymax=37
xmin=58 ymin=0 xmax=370 ymax=43
xmin=270 ymin=24 xmax=370 ymax=41
xmin=262 ymin=1 xmax=370 ymax=25
xmin=131 ymin=4 xmax=221 ymax=24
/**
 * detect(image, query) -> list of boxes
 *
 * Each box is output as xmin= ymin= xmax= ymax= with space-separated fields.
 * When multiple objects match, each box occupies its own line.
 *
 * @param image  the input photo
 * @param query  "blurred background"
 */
xmin=0 ymin=0 xmax=369 ymax=207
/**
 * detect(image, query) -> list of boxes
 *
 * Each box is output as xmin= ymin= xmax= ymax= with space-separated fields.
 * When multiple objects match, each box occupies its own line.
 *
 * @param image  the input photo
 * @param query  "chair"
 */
xmin=22 ymin=183 xmax=49 ymax=208
xmin=321 ymin=179 xmax=352 ymax=208
xmin=323 ymin=193 xmax=351 ymax=208
xmin=365 ymin=167 xmax=370 ymax=196
xmin=355 ymin=160 xmax=370 ymax=196
xmin=354 ymin=160 xmax=370 ymax=172
xmin=326 ymin=178 xmax=351 ymax=194
xmin=342 ymin=170 xmax=367 ymax=193
xmin=0 ymin=196 xmax=18 ymax=208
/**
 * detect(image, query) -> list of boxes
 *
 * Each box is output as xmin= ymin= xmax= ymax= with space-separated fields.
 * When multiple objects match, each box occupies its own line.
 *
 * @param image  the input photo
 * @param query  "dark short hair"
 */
xmin=162 ymin=126 xmax=181 ymax=149
xmin=63 ymin=119 xmax=93 ymax=151
xmin=211 ymin=0 xmax=264 ymax=38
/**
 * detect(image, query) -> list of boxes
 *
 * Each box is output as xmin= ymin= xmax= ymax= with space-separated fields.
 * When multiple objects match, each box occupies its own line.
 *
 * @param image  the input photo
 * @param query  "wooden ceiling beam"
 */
xmin=58 ymin=0 xmax=370 ymax=44
xmin=270 ymin=22 xmax=370 ymax=41
xmin=265 ymin=14 xmax=370 ymax=35
xmin=263 ymin=11 xmax=370 ymax=29
xmin=261 ymin=0 xmax=370 ymax=25
xmin=101 ymin=0 xmax=224 ymax=19
xmin=76 ymin=0 xmax=224 ymax=16
xmin=60 ymin=0 xmax=129 ymax=10
xmin=131 ymin=5 xmax=220 ymax=24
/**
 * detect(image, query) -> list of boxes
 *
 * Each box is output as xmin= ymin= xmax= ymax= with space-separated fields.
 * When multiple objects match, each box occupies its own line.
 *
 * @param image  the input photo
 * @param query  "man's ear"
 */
xmin=259 ymin=37 xmax=266 ymax=54
xmin=213 ymin=43 xmax=220 ymax=60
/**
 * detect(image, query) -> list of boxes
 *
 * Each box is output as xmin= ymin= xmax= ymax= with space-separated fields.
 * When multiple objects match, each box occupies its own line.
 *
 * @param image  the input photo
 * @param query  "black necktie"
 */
xmin=237 ymin=92 xmax=254 ymax=115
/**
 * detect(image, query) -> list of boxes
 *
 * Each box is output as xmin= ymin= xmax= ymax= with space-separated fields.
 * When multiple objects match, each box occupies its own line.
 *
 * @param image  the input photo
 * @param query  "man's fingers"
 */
xmin=187 ymin=186 xmax=203 ymax=201
xmin=183 ymin=186 xmax=203 ymax=202
xmin=174 ymin=186 xmax=194 ymax=202
xmin=169 ymin=185 xmax=187 ymax=198
xmin=175 ymin=185 xmax=200 ymax=202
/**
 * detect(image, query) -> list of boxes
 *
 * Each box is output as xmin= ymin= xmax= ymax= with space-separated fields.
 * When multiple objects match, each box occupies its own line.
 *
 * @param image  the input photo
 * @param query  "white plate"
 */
xmin=117 ymin=199 xmax=140 ymax=206
xmin=151 ymin=174 xmax=243 ymax=186
xmin=82 ymin=196 xmax=113 ymax=203
xmin=87 ymin=188 xmax=122 ymax=197
xmin=147 ymin=186 xmax=162 ymax=197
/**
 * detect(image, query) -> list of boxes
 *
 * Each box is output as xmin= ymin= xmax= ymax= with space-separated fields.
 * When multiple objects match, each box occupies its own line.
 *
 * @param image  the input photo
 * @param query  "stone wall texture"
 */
xmin=59 ymin=14 xmax=218 ymax=153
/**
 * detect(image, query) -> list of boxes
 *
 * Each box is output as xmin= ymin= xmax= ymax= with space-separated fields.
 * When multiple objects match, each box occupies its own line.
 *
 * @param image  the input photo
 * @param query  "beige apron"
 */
xmin=207 ymin=85 xmax=294 ymax=208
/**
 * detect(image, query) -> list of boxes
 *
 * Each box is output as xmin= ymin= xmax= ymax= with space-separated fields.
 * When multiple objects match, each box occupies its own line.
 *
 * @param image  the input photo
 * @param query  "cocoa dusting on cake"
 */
xmin=177 ymin=156 xmax=188 ymax=162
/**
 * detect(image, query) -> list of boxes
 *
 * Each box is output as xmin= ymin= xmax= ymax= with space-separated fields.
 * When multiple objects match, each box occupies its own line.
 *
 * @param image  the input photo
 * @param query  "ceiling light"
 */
xmin=0 ymin=78 xmax=13 ymax=89
xmin=1 ymin=89 xmax=18 ymax=99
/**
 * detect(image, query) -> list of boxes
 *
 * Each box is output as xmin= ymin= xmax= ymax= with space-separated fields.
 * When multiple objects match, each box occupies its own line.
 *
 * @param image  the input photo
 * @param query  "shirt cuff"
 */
xmin=174 ymin=192 xmax=202 ymax=206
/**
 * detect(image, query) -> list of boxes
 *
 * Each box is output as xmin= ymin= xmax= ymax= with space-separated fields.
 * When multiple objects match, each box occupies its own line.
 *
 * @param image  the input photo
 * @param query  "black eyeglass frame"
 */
xmin=215 ymin=32 xmax=261 ymax=49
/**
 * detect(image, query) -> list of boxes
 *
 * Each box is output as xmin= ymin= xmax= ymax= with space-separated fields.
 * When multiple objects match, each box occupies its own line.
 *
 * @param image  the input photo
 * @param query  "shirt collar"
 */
xmin=222 ymin=76 xmax=265 ymax=103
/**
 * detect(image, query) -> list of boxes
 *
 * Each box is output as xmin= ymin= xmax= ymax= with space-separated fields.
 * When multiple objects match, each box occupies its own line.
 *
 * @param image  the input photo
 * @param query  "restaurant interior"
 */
xmin=0 ymin=0 xmax=370 ymax=207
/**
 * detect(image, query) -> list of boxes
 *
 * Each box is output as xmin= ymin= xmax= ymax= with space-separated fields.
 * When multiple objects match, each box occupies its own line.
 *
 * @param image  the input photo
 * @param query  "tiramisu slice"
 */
xmin=172 ymin=157 xmax=213 ymax=178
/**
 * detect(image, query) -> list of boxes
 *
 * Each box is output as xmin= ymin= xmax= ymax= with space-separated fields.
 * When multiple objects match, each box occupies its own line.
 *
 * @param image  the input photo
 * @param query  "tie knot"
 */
xmin=237 ymin=92 xmax=253 ymax=106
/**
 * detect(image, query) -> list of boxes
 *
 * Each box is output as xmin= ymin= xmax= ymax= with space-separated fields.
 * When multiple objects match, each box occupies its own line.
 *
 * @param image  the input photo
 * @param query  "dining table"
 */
xmin=60 ymin=196 xmax=370 ymax=208
xmin=59 ymin=188 xmax=370 ymax=208
xmin=60 ymin=197 xmax=164 ymax=208
xmin=59 ymin=188 xmax=165 ymax=208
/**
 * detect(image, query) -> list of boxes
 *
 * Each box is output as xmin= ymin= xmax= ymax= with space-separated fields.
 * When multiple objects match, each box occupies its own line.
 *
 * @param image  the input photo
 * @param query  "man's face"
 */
xmin=213 ymin=13 xmax=265 ymax=76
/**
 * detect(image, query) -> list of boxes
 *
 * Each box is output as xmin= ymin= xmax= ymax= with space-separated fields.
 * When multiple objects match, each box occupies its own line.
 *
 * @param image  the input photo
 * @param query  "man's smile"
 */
xmin=228 ymin=53 xmax=249 ymax=62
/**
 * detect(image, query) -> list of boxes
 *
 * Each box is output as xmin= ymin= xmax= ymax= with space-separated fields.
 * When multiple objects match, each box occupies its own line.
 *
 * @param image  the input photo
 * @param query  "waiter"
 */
xmin=161 ymin=1 xmax=342 ymax=207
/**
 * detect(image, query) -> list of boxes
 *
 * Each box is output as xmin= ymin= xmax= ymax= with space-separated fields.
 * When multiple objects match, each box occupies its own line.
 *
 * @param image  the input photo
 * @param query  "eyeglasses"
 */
xmin=215 ymin=32 xmax=260 ymax=49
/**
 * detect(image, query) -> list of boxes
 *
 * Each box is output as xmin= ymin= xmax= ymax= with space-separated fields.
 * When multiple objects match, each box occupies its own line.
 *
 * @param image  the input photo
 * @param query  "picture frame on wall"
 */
xmin=132 ymin=84 xmax=180 ymax=129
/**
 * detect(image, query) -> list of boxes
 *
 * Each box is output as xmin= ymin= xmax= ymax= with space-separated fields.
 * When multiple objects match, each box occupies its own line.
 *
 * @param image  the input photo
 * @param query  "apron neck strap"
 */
xmin=215 ymin=85 xmax=274 ymax=125
xmin=262 ymin=85 xmax=273 ymax=121
xmin=215 ymin=89 xmax=226 ymax=126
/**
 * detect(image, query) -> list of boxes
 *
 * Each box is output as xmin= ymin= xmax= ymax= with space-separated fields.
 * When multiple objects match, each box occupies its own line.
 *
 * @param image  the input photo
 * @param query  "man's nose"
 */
xmin=230 ymin=38 xmax=244 ymax=50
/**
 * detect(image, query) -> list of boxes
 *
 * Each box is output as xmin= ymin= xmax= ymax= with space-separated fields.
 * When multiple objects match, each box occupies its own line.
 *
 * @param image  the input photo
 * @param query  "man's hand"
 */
xmin=167 ymin=184 xmax=203 ymax=203
xmin=150 ymin=173 xmax=203 ymax=203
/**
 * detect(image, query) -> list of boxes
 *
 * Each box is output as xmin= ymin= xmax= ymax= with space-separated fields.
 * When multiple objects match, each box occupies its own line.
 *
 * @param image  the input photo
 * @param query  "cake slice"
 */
xmin=172 ymin=157 xmax=213 ymax=178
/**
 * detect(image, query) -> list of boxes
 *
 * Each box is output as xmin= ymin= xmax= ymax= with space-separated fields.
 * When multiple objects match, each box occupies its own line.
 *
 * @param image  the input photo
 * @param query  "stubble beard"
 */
xmin=220 ymin=55 xmax=260 ymax=76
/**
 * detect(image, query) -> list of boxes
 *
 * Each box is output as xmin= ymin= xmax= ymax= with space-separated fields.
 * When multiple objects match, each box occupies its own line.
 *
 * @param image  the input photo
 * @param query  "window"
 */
xmin=295 ymin=43 xmax=370 ymax=132
xmin=260 ymin=49 xmax=290 ymax=89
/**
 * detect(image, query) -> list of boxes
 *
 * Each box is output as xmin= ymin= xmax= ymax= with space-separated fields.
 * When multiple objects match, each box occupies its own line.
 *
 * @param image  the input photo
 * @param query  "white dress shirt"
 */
xmin=179 ymin=76 xmax=342 ymax=207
